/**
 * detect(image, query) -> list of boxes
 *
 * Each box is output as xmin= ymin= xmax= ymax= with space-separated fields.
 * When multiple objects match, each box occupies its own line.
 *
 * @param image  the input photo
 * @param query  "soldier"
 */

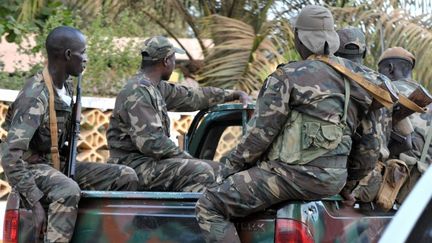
xmin=195 ymin=5 xmax=392 ymax=242
xmin=335 ymin=28 xmax=367 ymax=64
xmin=378 ymin=47 xmax=432 ymax=204
xmin=0 ymin=26 xmax=138 ymax=243
xmin=106 ymin=36 xmax=251 ymax=192
xmin=333 ymin=27 xmax=394 ymax=204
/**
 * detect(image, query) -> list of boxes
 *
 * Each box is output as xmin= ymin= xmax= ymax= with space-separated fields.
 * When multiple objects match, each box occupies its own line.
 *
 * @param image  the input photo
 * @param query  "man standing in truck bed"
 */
xmin=107 ymin=36 xmax=251 ymax=192
xmin=195 ymin=5 xmax=395 ymax=242
xmin=0 ymin=26 xmax=138 ymax=242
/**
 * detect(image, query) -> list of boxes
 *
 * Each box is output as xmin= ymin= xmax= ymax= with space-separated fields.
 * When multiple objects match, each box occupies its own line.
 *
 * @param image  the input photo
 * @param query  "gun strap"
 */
xmin=310 ymin=55 xmax=394 ymax=109
xmin=42 ymin=66 xmax=61 ymax=170
xmin=398 ymin=95 xmax=426 ymax=113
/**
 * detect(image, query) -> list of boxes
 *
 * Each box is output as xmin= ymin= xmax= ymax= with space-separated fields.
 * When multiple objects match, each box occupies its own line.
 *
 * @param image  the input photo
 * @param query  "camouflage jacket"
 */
xmin=107 ymin=72 xmax=238 ymax=161
xmin=227 ymin=56 xmax=385 ymax=178
xmin=393 ymin=79 xmax=432 ymax=171
xmin=0 ymin=72 xmax=73 ymax=206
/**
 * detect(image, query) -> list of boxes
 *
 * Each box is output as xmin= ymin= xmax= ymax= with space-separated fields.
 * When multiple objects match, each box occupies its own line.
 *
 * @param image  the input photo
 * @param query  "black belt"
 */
xmin=307 ymin=155 xmax=347 ymax=168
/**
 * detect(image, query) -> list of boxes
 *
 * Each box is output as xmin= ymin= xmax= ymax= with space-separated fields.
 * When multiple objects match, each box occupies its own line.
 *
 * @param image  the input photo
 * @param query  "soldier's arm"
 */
xmin=227 ymin=71 xmax=290 ymax=169
xmin=159 ymin=81 xmax=245 ymax=111
xmin=345 ymin=110 xmax=381 ymax=189
xmin=1 ymin=97 xmax=46 ymax=207
xmin=127 ymin=89 xmax=187 ymax=159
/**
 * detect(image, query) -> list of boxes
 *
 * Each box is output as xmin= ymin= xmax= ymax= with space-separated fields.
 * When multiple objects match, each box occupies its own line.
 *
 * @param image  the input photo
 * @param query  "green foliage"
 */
xmin=0 ymin=0 xmax=33 ymax=43
xmin=0 ymin=5 xmax=143 ymax=97
xmin=81 ymin=15 xmax=141 ymax=96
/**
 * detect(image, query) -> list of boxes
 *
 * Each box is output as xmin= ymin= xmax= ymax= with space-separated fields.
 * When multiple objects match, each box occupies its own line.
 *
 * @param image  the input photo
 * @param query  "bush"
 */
xmin=0 ymin=7 xmax=144 ymax=97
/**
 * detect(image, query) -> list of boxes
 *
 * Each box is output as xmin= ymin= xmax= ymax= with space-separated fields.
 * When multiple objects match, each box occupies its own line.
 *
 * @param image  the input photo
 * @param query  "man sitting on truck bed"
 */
xmin=106 ymin=36 xmax=251 ymax=192
xmin=350 ymin=48 xmax=432 ymax=208
xmin=0 ymin=26 xmax=139 ymax=243
xmin=195 ymin=5 xmax=396 ymax=242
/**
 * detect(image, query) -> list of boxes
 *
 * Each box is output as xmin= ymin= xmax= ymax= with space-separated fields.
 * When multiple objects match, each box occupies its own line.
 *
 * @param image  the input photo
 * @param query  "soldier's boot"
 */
xmin=376 ymin=159 xmax=409 ymax=211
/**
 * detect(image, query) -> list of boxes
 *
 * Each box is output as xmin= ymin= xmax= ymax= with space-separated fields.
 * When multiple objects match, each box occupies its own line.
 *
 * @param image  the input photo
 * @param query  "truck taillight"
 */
xmin=4 ymin=209 xmax=19 ymax=243
xmin=275 ymin=219 xmax=314 ymax=243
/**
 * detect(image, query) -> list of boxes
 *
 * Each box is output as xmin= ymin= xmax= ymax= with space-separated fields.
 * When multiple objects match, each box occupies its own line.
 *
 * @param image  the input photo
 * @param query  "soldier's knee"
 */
xmin=117 ymin=166 xmax=139 ymax=190
xmin=50 ymin=179 xmax=81 ymax=203
xmin=196 ymin=191 xmax=221 ymax=217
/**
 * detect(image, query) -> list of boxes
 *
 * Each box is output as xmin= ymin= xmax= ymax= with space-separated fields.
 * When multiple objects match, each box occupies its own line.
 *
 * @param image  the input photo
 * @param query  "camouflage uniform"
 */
xmin=194 ymin=5 xmax=393 ymax=242
xmin=0 ymin=72 xmax=138 ymax=242
xmin=351 ymin=48 xmax=425 ymax=203
xmin=195 ymin=54 xmax=389 ymax=241
xmin=392 ymin=79 xmax=432 ymax=202
xmin=333 ymin=28 xmax=395 ymax=201
xmin=107 ymin=73 xmax=240 ymax=192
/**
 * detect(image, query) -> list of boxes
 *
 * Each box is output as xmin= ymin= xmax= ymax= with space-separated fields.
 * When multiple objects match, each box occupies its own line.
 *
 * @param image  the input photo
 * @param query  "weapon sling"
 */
xmin=42 ymin=66 xmax=61 ymax=170
xmin=310 ymin=55 xmax=394 ymax=108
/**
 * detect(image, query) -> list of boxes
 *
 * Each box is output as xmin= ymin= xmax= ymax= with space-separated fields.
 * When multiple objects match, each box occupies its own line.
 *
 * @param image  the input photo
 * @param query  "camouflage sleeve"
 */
xmin=228 ymin=70 xmax=290 ymax=168
xmin=159 ymin=81 xmax=235 ymax=111
xmin=127 ymin=88 xmax=184 ymax=159
xmin=347 ymin=110 xmax=381 ymax=182
xmin=1 ymin=97 xmax=46 ymax=207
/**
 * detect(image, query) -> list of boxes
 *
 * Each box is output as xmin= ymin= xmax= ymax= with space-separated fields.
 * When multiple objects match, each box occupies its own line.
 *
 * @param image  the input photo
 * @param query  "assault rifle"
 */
xmin=392 ymin=85 xmax=432 ymax=125
xmin=66 ymin=74 xmax=82 ymax=179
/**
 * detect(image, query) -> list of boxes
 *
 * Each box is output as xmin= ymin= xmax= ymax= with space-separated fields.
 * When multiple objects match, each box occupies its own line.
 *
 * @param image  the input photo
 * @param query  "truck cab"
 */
xmin=4 ymin=104 xmax=395 ymax=243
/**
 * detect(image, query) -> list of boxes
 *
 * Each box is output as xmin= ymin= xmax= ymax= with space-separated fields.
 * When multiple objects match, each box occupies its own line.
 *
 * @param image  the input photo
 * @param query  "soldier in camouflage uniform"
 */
xmin=378 ymin=47 xmax=432 ymax=203
xmin=333 ymin=27 xmax=393 ymax=203
xmin=195 ymin=6 xmax=391 ymax=242
xmin=0 ymin=26 xmax=138 ymax=243
xmin=107 ymin=36 xmax=251 ymax=192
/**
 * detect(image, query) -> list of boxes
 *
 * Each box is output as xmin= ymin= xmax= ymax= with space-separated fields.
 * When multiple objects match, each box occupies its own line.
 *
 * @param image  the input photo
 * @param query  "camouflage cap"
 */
xmin=141 ymin=36 xmax=185 ymax=61
xmin=378 ymin=47 xmax=415 ymax=68
xmin=336 ymin=28 xmax=366 ymax=55
xmin=294 ymin=5 xmax=340 ymax=55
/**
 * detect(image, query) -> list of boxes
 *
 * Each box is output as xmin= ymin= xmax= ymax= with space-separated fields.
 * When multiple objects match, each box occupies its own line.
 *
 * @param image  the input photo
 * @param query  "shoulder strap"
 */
xmin=42 ymin=66 xmax=61 ymax=170
xmin=310 ymin=55 xmax=394 ymax=109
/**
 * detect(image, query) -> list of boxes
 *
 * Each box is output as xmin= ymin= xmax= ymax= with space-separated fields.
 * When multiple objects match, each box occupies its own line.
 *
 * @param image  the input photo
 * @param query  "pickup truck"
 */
xmin=3 ymin=103 xmax=395 ymax=243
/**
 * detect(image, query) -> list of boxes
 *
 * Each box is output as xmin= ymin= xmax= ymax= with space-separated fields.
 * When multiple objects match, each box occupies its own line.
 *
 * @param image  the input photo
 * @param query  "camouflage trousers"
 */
xmin=110 ymin=153 xmax=219 ymax=192
xmin=195 ymin=157 xmax=347 ymax=243
xmin=29 ymin=161 xmax=138 ymax=243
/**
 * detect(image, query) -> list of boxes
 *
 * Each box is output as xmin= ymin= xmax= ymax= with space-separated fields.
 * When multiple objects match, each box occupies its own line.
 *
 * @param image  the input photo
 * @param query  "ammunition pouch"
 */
xmin=376 ymin=159 xmax=409 ymax=211
xmin=267 ymin=110 xmax=351 ymax=165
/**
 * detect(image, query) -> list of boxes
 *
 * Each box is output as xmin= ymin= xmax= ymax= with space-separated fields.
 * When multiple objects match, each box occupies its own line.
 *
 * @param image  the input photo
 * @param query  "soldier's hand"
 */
xmin=32 ymin=201 xmax=46 ymax=242
xmin=234 ymin=91 xmax=253 ymax=108
xmin=340 ymin=189 xmax=356 ymax=207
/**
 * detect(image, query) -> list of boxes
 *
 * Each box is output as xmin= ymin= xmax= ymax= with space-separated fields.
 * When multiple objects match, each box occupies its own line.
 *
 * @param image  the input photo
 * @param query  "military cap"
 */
xmin=336 ymin=28 xmax=366 ymax=55
xmin=294 ymin=5 xmax=340 ymax=55
xmin=378 ymin=47 xmax=415 ymax=68
xmin=141 ymin=36 xmax=185 ymax=61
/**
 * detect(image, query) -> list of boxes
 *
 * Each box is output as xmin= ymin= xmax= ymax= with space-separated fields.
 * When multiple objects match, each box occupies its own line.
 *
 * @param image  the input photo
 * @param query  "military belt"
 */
xmin=307 ymin=155 xmax=347 ymax=168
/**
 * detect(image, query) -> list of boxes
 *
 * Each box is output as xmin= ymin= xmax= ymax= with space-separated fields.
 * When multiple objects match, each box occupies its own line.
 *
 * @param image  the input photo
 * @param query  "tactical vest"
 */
xmin=266 ymin=77 xmax=352 ymax=165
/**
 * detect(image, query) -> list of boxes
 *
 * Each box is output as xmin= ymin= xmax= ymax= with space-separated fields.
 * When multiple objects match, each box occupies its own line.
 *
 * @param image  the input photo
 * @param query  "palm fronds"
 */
xmin=197 ymin=15 xmax=294 ymax=92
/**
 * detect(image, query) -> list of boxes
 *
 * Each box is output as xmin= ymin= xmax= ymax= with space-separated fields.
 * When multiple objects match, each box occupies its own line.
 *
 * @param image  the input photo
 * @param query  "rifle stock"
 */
xmin=67 ymin=74 xmax=82 ymax=179
xmin=392 ymin=85 xmax=432 ymax=125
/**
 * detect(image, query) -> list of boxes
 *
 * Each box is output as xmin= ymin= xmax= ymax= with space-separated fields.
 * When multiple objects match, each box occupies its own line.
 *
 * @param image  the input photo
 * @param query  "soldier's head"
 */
xmin=335 ymin=28 xmax=366 ymax=64
xmin=45 ymin=26 xmax=87 ymax=77
xmin=140 ymin=36 xmax=185 ymax=80
xmin=378 ymin=47 xmax=415 ymax=81
xmin=294 ymin=5 xmax=339 ymax=59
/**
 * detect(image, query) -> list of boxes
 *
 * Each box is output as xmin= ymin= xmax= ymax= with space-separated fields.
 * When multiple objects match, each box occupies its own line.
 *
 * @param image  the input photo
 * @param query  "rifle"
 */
xmin=66 ymin=74 xmax=82 ymax=179
xmin=392 ymin=85 xmax=432 ymax=125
